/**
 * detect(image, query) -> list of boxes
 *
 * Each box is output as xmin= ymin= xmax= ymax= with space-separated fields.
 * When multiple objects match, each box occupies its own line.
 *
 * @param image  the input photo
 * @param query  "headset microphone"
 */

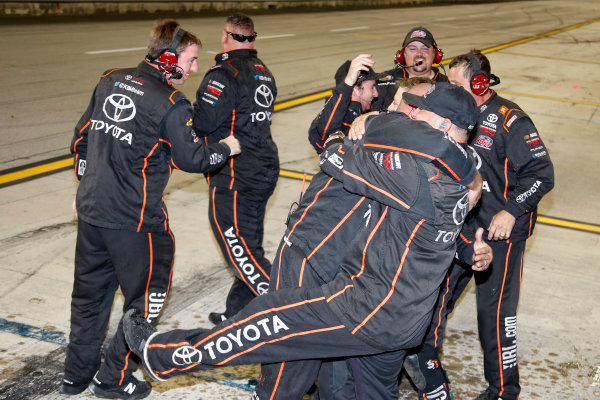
xmin=394 ymin=59 xmax=423 ymax=69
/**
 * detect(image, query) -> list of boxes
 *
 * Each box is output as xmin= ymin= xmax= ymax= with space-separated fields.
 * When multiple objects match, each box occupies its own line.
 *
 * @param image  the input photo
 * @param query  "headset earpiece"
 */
xmin=395 ymin=48 xmax=405 ymax=66
xmin=155 ymin=28 xmax=185 ymax=80
xmin=434 ymin=47 xmax=444 ymax=64
xmin=468 ymin=53 xmax=490 ymax=96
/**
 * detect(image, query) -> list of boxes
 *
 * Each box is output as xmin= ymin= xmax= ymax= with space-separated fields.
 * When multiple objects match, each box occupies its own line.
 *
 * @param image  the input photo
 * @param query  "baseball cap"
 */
xmin=334 ymin=60 xmax=381 ymax=86
xmin=402 ymin=82 xmax=478 ymax=130
xmin=402 ymin=27 xmax=437 ymax=48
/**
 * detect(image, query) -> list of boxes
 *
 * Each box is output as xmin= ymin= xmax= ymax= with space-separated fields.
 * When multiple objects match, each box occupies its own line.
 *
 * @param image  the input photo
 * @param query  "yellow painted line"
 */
xmin=495 ymin=50 xmax=600 ymax=65
xmin=481 ymin=17 xmax=600 ymax=54
xmin=0 ymin=158 xmax=72 ymax=185
xmin=496 ymin=90 xmax=600 ymax=106
xmin=274 ymin=90 xmax=332 ymax=111
xmin=537 ymin=216 xmax=600 ymax=234
xmin=280 ymin=169 xmax=313 ymax=181
xmin=439 ymin=17 xmax=600 ymax=65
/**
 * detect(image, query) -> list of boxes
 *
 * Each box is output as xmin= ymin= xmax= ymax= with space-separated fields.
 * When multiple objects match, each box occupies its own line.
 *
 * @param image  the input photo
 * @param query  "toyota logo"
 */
xmin=172 ymin=346 xmax=202 ymax=366
xmin=452 ymin=192 xmax=470 ymax=225
xmin=254 ymin=84 xmax=274 ymax=108
xmin=487 ymin=114 xmax=498 ymax=123
xmin=103 ymin=94 xmax=136 ymax=122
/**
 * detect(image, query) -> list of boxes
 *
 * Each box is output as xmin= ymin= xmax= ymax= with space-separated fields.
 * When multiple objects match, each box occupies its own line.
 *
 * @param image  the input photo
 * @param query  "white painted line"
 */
xmin=85 ymin=46 xmax=147 ymax=55
xmin=257 ymin=33 xmax=296 ymax=40
xmin=390 ymin=20 xmax=420 ymax=26
xmin=205 ymin=51 xmax=219 ymax=55
xmin=436 ymin=17 xmax=458 ymax=21
xmin=331 ymin=26 xmax=369 ymax=32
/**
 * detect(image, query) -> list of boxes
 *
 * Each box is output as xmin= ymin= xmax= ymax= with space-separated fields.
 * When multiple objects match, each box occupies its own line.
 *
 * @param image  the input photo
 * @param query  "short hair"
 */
xmin=395 ymin=77 xmax=435 ymax=89
xmin=226 ymin=13 xmax=255 ymax=33
xmin=448 ymin=50 xmax=491 ymax=81
xmin=147 ymin=19 xmax=201 ymax=59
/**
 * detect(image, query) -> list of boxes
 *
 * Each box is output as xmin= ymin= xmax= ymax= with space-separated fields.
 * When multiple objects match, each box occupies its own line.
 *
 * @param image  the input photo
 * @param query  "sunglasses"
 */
xmin=226 ymin=31 xmax=258 ymax=43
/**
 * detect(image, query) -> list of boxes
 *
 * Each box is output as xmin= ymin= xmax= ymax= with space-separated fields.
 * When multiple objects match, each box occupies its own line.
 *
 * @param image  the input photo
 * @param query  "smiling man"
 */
xmin=373 ymin=27 xmax=448 ymax=111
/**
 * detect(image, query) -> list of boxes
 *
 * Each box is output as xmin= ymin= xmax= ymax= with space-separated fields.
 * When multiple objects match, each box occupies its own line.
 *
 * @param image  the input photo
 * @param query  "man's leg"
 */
xmin=256 ymin=243 xmax=328 ymax=400
xmin=404 ymin=260 xmax=473 ymax=398
xmin=136 ymin=286 xmax=382 ymax=381
xmin=62 ymin=220 xmax=119 ymax=394
xmin=475 ymin=239 xmax=525 ymax=400
xmin=91 ymin=227 xmax=174 ymax=397
xmin=208 ymin=185 xmax=272 ymax=318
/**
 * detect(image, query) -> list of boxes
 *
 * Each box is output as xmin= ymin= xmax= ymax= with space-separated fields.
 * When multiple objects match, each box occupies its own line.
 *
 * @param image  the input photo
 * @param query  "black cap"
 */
xmin=402 ymin=27 xmax=437 ymax=48
xmin=402 ymin=82 xmax=478 ymax=130
xmin=334 ymin=60 xmax=381 ymax=86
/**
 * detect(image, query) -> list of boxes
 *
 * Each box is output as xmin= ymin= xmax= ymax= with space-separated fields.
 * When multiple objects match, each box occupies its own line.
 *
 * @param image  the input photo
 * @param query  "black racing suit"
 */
xmin=65 ymin=61 xmax=231 ymax=388
xmin=371 ymin=66 xmax=448 ymax=111
xmin=308 ymin=81 xmax=363 ymax=153
xmin=193 ymin=49 xmax=278 ymax=316
xmin=416 ymin=90 xmax=554 ymax=399
xmin=139 ymin=113 xmax=479 ymax=398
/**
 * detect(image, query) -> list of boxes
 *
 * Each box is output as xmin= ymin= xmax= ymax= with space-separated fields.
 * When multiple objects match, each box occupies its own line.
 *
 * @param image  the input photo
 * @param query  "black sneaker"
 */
xmin=404 ymin=354 xmax=453 ymax=399
xmin=475 ymin=388 xmax=502 ymax=400
xmin=88 ymin=373 xmax=151 ymax=399
xmin=123 ymin=309 xmax=156 ymax=360
xmin=59 ymin=377 xmax=92 ymax=395
xmin=123 ymin=308 xmax=165 ymax=382
xmin=208 ymin=312 xmax=227 ymax=325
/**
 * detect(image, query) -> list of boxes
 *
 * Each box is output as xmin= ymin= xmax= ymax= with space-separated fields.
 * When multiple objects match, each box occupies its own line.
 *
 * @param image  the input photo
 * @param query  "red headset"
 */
xmin=395 ymin=43 xmax=444 ymax=66
xmin=468 ymin=53 xmax=490 ymax=96
xmin=156 ymin=28 xmax=185 ymax=80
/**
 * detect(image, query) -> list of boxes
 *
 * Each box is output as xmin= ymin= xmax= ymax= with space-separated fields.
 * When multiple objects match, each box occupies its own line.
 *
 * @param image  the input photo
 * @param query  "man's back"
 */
xmin=194 ymin=49 xmax=278 ymax=190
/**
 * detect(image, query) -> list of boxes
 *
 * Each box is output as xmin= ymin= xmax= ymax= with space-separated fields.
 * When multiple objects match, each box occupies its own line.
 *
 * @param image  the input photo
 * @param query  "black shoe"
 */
xmin=59 ymin=377 xmax=92 ymax=395
xmin=123 ymin=309 xmax=165 ymax=382
xmin=123 ymin=309 xmax=156 ymax=359
xmin=404 ymin=354 xmax=453 ymax=399
xmin=88 ymin=374 xmax=151 ymax=399
xmin=208 ymin=312 xmax=227 ymax=325
xmin=475 ymin=388 xmax=502 ymax=400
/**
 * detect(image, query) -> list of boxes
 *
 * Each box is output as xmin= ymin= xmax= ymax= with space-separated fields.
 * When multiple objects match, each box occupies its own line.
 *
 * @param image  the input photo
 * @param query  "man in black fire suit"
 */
xmin=372 ymin=26 xmax=448 ymax=111
xmin=193 ymin=13 xmax=278 ymax=325
xmin=123 ymin=83 xmax=489 ymax=399
xmin=62 ymin=20 xmax=240 ymax=399
xmin=308 ymin=54 xmax=380 ymax=153
xmin=405 ymin=51 xmax=554 ymax=400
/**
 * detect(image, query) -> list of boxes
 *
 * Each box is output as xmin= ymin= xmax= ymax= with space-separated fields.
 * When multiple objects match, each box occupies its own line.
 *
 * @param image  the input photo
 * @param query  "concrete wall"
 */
xmin=1 ymin=0 xmax=487 ymax=19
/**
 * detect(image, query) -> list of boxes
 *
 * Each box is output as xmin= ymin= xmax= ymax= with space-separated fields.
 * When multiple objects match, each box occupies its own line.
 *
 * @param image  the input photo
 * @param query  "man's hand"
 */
xmin=466 ymin=171 xmax=483 ymax=211
xmin=347 ymin=111 xmax=379 ymax=141
xmin=344 ymin=54 xmax=375 ymax=86
xmin=487 ymin=210 xmax=516 ymax=241
xmin=220 ymin=136 xmax=241 ymax=156
xmin=472 ymin=227 xmax=492 ymax=271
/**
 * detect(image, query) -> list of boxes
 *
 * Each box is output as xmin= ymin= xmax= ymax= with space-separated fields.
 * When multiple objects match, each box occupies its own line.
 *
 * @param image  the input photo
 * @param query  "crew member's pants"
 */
xmin=208 ymin=185 xmax=273 ymax=317
xmin=144 ymin=285 xmax=385 ymax=382
xmin=418 ymin=238 xmax=525 ymax=399
xmin=64 ymin=220 xmax=174 ymax=386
